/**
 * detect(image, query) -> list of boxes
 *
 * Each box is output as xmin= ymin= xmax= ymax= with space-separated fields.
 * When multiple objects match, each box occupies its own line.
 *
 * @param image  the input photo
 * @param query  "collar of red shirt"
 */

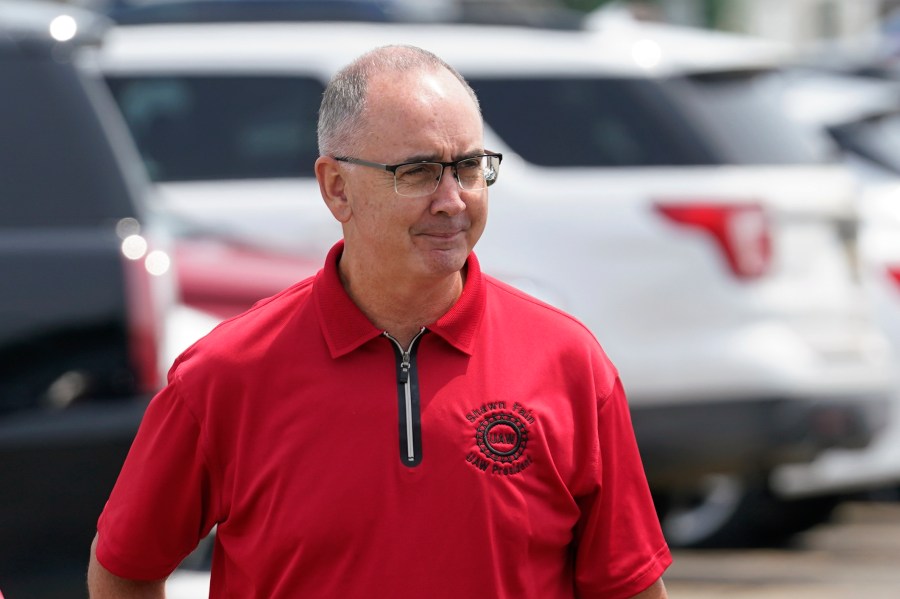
xmin=313 ymin=239 xmax=485 ymax=359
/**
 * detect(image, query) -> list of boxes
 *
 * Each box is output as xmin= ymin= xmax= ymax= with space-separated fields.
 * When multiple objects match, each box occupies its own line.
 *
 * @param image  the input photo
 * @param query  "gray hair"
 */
xmin=317 ymin=45 xmax=481 ymax=157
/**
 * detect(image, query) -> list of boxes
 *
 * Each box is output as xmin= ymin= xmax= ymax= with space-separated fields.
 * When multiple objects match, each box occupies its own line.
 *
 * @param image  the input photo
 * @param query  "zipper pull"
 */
xmin=399 ymin=352 xmax=411 ymax=385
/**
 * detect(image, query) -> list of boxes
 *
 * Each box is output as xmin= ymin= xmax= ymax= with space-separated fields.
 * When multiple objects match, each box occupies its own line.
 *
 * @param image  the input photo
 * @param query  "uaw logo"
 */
xmin=464 ymin=402 xmax=534 ymax=476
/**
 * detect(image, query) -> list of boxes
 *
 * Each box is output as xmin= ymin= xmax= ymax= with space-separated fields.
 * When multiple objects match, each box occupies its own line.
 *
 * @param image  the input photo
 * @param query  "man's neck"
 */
xmin=338 ymin=258 xmax=465 ymax=348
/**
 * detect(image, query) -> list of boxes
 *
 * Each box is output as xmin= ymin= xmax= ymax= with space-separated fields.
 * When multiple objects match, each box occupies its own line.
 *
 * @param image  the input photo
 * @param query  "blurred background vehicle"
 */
xmin=770 ymin=68 xmax=900 ymax=504
xmin=84 ymin=8 xmax=895 ymax=550
xmin=0 ymin=1 xmax=187 ymax=596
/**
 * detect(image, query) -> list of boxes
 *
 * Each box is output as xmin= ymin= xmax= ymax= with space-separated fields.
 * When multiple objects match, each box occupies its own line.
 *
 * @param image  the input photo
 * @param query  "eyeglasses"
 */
xmin=334 ymin=152 xmax=503 ymax=198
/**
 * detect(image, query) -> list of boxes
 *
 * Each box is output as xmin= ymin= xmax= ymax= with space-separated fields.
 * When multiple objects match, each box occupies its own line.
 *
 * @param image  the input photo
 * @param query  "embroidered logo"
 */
xmin=464 ymin=402 xmax=534 ymax=476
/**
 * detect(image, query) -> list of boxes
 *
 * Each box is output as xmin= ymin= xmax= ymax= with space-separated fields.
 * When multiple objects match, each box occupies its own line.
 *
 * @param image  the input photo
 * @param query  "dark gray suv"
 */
xmin=0 ymin=1 xmax=172 ymax=595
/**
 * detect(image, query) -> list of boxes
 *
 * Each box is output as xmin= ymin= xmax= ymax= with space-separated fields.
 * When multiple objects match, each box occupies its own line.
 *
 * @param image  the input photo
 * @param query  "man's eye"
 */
xmin=400 ymin=164 xmax=438 ymax=178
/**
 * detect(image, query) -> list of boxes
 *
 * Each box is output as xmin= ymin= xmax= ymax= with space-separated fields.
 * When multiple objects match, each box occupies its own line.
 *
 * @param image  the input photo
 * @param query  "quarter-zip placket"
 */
xmin=384 ymin=328 xmax=427 ymax=467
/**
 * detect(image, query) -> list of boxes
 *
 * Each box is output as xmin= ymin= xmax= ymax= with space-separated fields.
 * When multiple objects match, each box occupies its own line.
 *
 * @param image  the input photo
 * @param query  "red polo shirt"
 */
xmin=97 ymin=241 xmax=670 ymax=598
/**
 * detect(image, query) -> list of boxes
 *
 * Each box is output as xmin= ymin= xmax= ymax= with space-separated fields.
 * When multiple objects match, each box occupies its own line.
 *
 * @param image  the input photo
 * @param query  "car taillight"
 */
xmin=888 ymin=266 xmax=900 ymax=290
xmin=655 ymin=201 xmax=772 ymax=280
xmin=119 ymin=219 xmax=170 ymax=393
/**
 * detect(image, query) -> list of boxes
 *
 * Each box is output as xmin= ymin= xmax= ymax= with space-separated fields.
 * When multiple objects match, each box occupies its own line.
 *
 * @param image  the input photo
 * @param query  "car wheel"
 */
xmin=655 ymin=474 xmax=840 ymax=548
xmin=656 ymin=474 xmax=749 ymax=548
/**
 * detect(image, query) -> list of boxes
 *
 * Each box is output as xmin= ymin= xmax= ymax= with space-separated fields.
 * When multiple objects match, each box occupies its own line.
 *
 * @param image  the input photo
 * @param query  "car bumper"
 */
xmin=771 ymin=388 xmax=900 ymax=498
xmin=632 ymin=394 xmax=890 ymax=490
xmin=0 ymin=399 xmax=149 ymax=567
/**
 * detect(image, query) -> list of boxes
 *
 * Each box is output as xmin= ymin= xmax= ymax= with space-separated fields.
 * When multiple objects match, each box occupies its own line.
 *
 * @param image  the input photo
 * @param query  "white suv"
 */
xmin=773 ymin=69 xmax=900 ymax=502
xmin=85 ymin=18 xmax=894 ymax=547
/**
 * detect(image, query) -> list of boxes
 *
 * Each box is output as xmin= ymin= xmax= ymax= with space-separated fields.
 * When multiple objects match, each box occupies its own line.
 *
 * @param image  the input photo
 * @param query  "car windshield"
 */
xmin=104 ymin=75 xmax=324 ymax=182
xmin=469 ymin=70 xmax=839 ymax=167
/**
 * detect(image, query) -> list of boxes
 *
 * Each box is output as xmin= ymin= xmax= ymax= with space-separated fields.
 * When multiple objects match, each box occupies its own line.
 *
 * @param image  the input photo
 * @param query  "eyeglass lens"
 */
xmin=394 ymin=155 xmax=500 ymax=197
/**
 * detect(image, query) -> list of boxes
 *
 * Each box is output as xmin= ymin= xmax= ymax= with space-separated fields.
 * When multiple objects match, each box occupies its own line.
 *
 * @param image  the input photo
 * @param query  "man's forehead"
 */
xmin=356 ymin=67 xmax=482 ymax=158
xmin=367 ymin=67 xmax=468 ymax=106
xmin=366 ymin=73 xmax=478 ymax=133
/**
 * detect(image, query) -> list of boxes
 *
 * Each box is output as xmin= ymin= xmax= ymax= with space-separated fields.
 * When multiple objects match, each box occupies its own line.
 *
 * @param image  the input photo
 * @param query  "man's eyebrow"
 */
xmin=400 ymin=153 xmax=441 ymax=164
xmin=400 ymin=150 xmax=486 ymax=164
xmin=456 ymin=149 xmax=487 ymax=161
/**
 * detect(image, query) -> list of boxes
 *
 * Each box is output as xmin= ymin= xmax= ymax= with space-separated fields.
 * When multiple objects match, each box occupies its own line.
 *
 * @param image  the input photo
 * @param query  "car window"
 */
xmin=830 ymin=112 xmax=900 ymax=174
xmin=470 ymin=72 xmax=837 ymax=167
xmin=678 ymin=69 xmax=838 ymax=165
xmin=104 ymin=75 xmax=324 ymax=181
xmin=0 ymin=57 xmax=137 ymax=226
xmin=105 ymin=70 xmax=837 ymax=177
xmin=470 ymin=76 xmax=716 ymax=167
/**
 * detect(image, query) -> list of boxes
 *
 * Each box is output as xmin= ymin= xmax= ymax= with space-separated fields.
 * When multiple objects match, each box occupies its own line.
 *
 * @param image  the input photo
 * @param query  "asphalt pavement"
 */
xmin=665 ymin=500 xmax=900 ymax=598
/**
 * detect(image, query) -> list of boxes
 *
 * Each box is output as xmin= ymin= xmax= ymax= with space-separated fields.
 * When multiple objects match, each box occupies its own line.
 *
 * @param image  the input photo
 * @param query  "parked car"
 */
xmin=770 ymin=69 xmax=900 ymax=501
xmin=0 ymin=0 xmax=178 ymax=592
xmin=87 ymin=18 xmax=895 ymax=548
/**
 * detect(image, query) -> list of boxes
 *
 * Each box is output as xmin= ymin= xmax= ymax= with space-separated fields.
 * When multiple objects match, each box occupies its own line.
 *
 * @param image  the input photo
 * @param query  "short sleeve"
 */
xmin=573 ymin=377 xmax=672 ymax=598
xmin=96 ymin=379 xmax=218 ymax=580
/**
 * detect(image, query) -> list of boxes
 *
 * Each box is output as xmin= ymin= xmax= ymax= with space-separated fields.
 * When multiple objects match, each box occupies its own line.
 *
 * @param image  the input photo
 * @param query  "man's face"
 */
xmin=338 ymin=67 xmax=488 ymax=284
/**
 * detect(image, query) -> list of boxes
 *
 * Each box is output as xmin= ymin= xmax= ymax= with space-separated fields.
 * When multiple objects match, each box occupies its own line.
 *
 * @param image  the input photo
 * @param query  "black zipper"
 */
xmin=384 ymin=329 xmax=426 ymax=467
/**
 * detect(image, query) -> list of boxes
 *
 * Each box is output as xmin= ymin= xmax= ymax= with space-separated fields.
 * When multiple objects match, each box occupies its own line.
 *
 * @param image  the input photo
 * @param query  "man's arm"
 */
xmin=628 ymin=577 xmax=667 ymax=599
xmin=87 ymin=534 xmax=167 ymax=599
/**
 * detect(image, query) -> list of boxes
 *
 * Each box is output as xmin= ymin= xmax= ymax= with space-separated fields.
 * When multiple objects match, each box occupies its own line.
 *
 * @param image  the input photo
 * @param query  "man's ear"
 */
xmin=316 ymin=156 xmax=352 ymax=223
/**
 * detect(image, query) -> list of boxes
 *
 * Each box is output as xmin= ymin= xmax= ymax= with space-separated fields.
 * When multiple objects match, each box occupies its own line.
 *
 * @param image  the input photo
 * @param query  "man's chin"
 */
xmin=419 ymin=246 xmax=470 ymax=277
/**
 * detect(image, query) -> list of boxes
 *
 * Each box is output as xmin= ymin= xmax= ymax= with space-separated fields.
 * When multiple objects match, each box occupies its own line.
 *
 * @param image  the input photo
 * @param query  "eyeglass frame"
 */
xmin=333 ymin=152 xmax=503 ymax=197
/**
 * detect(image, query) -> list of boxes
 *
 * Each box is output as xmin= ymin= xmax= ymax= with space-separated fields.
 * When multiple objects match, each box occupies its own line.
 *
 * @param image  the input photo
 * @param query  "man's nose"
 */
xmin=430 ymin=165 xmax=466 ymax=215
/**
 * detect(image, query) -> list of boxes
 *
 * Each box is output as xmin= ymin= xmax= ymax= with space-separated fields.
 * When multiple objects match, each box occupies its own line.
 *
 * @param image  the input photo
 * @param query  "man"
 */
xmin=88 ymin=45 xmax=671 ymax=598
